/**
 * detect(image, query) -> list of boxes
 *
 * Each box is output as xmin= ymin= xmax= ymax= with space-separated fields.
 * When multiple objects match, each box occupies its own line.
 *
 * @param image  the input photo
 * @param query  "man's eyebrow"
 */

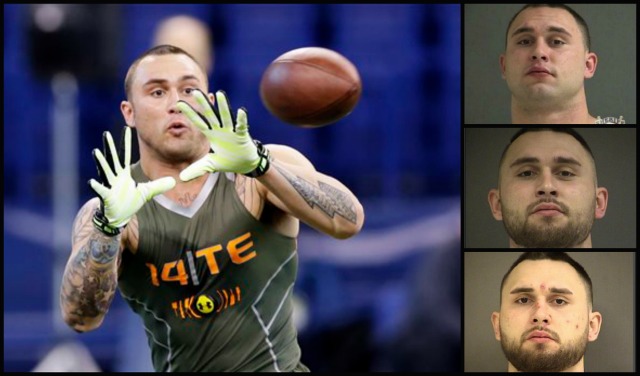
xmin=554 ymin=156 xmax=581 ymax=167
xmin=142 ymin=75 xmax=201 ymax=87
xmin=510 ymin=26 xmax=573 ymax=39
xmin=508 ymin=156 xmax=582 ymax=168
xmin=547 ymin=26 xmax=572 ymax=37
xmin=509 ymin=286 xmax=574 ymax=295
xmin=509 ymin=156 xmax=539 ymax=168
xmin=509 ymin=287 xmax=534 ymax=294
xmin=549 ymin=287 xmax=573 ymax=295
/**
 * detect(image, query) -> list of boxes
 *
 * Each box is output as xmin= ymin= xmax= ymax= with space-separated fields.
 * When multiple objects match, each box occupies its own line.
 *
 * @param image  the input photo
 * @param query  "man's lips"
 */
xmin=532 ymin=203 xmax=563 ymax=213
xmin=526 ymin=330 xmax=556 ymax=342
xmin=166 ymin=121 xmax=190 ymax=136
xmin=526 ymin=66 xmax=553 ymax=76
xmin=167 ymin=121 xmax=188 ymax=130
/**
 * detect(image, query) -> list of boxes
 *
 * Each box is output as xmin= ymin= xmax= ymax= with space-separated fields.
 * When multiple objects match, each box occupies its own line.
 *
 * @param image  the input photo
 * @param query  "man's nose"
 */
xmin=531 ymin=39 xmax=550 ymax=62
xmin=536 ymin=169 xmax=557 ymax=197
xmin=532 ymin=301 xmax=551 ymax=325
xmin=168 ymin=90 xmax=182 ymax=114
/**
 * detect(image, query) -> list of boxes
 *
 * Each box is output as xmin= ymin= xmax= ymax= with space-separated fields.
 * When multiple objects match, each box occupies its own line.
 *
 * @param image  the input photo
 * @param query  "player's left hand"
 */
xmin=176 ymin=90 xmax=271 ymax=181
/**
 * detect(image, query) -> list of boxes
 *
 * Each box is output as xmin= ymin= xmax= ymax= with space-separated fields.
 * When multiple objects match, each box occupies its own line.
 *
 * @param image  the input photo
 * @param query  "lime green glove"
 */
xmin=89 ymin=127 xmax=176 ymax=236
xmin=176 ymin=90 xmax=271 ymax=181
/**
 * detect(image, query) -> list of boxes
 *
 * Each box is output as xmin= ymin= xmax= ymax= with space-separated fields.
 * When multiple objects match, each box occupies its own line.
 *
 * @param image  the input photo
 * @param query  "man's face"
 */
xmin=493 ymin=131 xmax=603 ymax=248
xmin=122 ymin=54 xmax=210 ymax=163
xmin=492 ymin=259 xmax=599 ymax=372
xmin=500 ymin=7 xmax=596 ymax=106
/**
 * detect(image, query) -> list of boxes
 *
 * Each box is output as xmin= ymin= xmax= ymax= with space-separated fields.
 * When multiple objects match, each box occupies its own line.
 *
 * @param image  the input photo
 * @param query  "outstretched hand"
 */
xmin=176 ymin=90 xmax=270 ymax=181
xmin=89 ymin=127 xmax=175 ymax=235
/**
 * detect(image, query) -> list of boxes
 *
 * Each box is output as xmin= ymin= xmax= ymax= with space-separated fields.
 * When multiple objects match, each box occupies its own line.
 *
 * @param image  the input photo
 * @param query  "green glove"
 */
xmin=176 ymin=90 xmax=271 ymax=181
xmin=89 ymin=127 xmax=176 ymax=236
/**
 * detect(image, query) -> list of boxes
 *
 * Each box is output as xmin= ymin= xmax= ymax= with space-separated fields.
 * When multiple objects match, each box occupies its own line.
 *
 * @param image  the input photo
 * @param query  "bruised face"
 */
xmin=121 ymin=53 xmax=211 ymax=164
xmin=489 ymin=131 xmax=607 ymax=248
xmin=491 ymin=259 xmax=602 ymax=372
xmin=500 ymin=7 xmax=596 ymax=108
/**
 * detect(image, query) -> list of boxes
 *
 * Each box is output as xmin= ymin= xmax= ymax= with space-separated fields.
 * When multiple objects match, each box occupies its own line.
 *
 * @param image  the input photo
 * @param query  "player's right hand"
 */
xmin=89 ymin=126 xmax=175 ymax=236
xmin=176 ymin=90 xmax=270 ymax=180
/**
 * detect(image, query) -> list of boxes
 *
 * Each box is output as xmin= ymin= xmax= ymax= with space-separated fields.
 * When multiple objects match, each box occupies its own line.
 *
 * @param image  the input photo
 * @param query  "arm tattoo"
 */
xmin=61 ymin=232 xmax=119 ymax=328
xmin=275 ymin=165 xmax=357 ymax=224
xmin=72 ymin=203 xmax=96 ymax=246
xmin=90 ymin=237 xmax=119 ymax=264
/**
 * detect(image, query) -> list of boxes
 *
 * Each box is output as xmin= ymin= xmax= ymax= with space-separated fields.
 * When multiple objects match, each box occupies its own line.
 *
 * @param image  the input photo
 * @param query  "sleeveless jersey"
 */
xmin=118 ymin=163 xmax=307 ymax=372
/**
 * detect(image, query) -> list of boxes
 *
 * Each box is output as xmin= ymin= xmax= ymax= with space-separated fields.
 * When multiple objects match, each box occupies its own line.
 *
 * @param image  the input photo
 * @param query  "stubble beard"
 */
xmin=500 ymin=326 xmax=589 ymax=372
xmin=501 ymin=199 xmax=595 ymax=248
xmin=141 ymin=131 xmax=208 ymax=164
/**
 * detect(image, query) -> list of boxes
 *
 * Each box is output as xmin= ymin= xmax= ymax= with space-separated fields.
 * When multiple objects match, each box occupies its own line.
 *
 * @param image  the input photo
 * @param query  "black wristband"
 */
xmin=244 ymin=140 xmax=272 ymax=178
xmin=92 ymin=209 xmax=122 ymax=237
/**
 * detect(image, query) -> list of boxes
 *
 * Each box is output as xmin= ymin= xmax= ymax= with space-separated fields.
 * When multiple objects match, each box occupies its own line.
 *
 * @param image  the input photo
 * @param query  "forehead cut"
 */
xmin=503 ymin=259 xmax=587 ymax=300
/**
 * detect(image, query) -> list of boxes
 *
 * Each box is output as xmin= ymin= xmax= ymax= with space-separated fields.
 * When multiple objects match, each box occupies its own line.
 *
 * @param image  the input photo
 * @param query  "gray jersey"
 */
xmin=118 ymin=163 xmax=306 ymax=372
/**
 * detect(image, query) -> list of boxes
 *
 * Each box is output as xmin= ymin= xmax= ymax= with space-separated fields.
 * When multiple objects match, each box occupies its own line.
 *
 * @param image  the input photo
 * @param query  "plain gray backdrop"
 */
xmin=464 ymin=128 xmax=636 ymax=248
xmin=464 ymin=251 xmax=635 ymax=372
xmin=464 ymin=4 xmax=637 ymax=124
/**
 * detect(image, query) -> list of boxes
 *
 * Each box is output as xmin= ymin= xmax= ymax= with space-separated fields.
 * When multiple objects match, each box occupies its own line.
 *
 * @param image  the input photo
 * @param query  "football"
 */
xmin=259 ymin=47 xmax=362 ymax=128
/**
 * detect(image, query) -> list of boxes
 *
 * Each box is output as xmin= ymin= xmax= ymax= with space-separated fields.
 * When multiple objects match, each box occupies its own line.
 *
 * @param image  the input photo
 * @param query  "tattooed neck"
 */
xmin=177 ymin=192 xmax=198 ymax=207
xmin=275 ymin=165 xmax=357 ymax=224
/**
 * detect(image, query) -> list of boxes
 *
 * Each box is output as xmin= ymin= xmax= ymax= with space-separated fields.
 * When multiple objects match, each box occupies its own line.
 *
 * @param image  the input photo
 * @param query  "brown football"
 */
xmin=259 ymin=47 xmax=362 ymax=128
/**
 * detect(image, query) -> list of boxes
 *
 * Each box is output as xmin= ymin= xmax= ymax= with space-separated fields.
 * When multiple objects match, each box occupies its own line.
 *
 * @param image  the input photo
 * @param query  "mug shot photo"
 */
xmin=488 ymin=128 xmax=607 ymax=248
xmin=464 ymin=127 xmax=637 ymax=248
xmin=464 ymin=4 xmax=636 ymax=124
xmin=464 ymin=251 xmax=635 ymax=372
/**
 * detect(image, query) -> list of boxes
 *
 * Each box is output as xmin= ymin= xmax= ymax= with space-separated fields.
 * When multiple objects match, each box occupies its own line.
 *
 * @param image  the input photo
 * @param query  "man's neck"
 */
xmin=139 ymin=150 xmax=209 ymax=205
xmin=511 ymin=91 xmax=597 ymax=124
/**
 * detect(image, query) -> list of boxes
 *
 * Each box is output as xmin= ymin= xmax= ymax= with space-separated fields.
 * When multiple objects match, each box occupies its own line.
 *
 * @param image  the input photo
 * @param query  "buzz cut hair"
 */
xmin=497 ymin=128 xmax=598 ymax=187
xmin=505 ymin=4 xmax=591 ymax=51
xmin=124 ymin=44 xmax=208 ymax=101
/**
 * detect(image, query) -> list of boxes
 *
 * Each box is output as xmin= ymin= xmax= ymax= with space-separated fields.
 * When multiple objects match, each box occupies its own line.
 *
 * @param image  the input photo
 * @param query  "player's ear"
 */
xmin=499 ymin=54 xmax=506 ymax=79
xmin=587 ymin=311 xmax=602 ymax=341
xmin=488 ymin=189 xmax=503 ymax=221
xmin=207 ymin=92 xmax=216 ymax=105
xmin=584 ymin=51 xmax=597 ymax=79
xmin=594 ymin=187 xmax=607 ymax=219
xmin=491 ymin=311 xmax=502 ymax=341
xmin=121 ymin=100 xmax=135 ymax=128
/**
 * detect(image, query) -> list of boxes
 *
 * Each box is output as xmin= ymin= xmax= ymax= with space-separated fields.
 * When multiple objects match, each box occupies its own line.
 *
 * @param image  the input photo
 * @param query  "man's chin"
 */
xmin=529 ymin=216 xmax=568 ymax=229
xmin=162 ymin=142 xmax=203 ymax=163
xmin=508 ymin=227 xmax=574 ymax=248
xmin=515 ymin=85 xmax=562 ymax=105
xmin=522 ymin=339 xmax=559 ymax=352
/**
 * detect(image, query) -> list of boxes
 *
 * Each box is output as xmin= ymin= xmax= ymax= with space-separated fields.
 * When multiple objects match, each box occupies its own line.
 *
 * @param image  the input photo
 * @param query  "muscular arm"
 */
xmin=256 ymin=145 xmax=365 ymax=239
xmin=60 ymin=198 xmax=123 ymax=332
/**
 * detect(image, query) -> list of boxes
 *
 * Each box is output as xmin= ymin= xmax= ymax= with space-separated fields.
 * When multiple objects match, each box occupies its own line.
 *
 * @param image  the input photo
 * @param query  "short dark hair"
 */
xmin=124 ymin=44 xmax=207 ymax=100
xmin=499 ymin=252 xmax=594 ymax=308
xmin=498 ymin=128 xmax=595 ymax=171
xmin=505 ymin=4 xmax=591 ymax=51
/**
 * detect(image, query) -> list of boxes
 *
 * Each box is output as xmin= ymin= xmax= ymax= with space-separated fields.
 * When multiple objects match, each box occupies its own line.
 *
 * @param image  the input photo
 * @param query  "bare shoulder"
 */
xmin=265 ymin=144 xmax=316 ymax=170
